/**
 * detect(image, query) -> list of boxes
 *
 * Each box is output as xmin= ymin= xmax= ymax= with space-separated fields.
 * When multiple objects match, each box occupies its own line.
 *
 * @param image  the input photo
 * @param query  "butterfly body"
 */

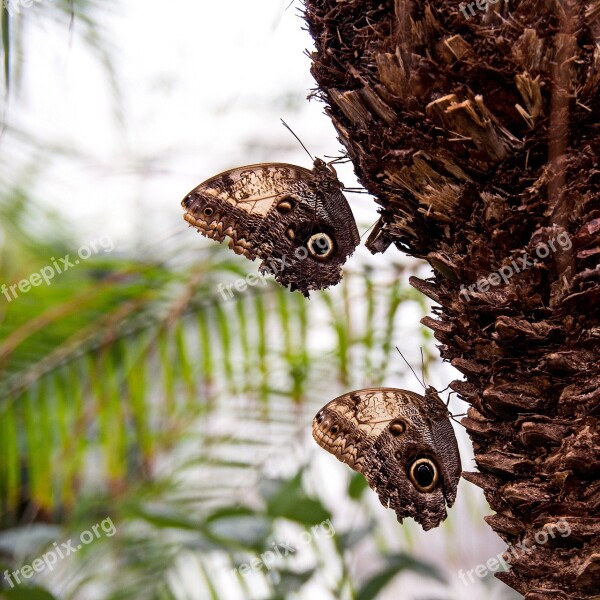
xmin=313 ymin=387 xmax=461 ymax=530
xmin=182 ymin=159 xmax=360 ymax=295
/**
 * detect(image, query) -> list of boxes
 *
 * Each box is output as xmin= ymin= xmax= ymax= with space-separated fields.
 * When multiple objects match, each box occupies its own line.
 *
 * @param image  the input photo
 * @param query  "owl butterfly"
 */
xmin=312 ymin=387 xmax=461 ymax=530
xmin=181 ymin=159 xmax=360 ymax=296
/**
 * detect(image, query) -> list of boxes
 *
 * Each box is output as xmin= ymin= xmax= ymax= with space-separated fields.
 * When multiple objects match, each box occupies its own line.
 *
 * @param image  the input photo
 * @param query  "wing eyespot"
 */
xmin=307 ymin=232 xmax=334 ymax=260
xmin=203 ymin=207 xmax=215 ymax=217
xmin=408 ymin=457 xmax=439 ymax=493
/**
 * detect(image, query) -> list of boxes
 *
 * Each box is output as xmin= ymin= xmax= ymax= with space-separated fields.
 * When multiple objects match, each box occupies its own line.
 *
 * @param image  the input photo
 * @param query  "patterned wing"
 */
xmin=181 ymin=160 xmax=359 ymax=295
xmin=312 ymin=387 xmax=461 ymax=530
xmin=182 ymin=163 xmax=315 ymax=258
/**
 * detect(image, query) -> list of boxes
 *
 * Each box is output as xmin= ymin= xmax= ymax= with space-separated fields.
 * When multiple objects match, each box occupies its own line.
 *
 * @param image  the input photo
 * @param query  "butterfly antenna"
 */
xmin=396 ymin=347 xmax=425 ymax=389
xmin=450 ymin=414 xmax=468 ymax=429
xmin=360 ymin=218 xmax=379 ymax=241
xmin=420 ymin=347 xmax=428 ymax=387
xmin=280 ymin=119 xmax=323 ymax=232
xmin=343 ymin=187 xmax=371 ymax=194
xmin=324 ymin=154 xmax=351 ymax=164
xmin=280 ymin=119 xmax=314 ymax=162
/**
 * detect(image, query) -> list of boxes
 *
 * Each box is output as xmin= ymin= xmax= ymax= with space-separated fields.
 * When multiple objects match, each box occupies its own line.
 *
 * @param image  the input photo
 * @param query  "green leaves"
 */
xmin=348 ymin=472 xmax=369 ymax=500
xmin=0 ymin=586 xmax=59 ymax=600
xmin=0 ymin=241 xmax=415 ymax=523
xmin=266 ymin=473 xmax=331 ymax=526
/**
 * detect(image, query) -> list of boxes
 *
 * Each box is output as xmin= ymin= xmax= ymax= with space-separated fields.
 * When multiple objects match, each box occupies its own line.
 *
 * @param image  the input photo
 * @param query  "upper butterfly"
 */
xmin=181 ymin=159 xmax=360 ymax=296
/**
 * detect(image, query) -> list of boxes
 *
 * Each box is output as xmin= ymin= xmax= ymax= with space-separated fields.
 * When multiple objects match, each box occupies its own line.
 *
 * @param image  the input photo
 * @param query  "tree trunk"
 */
xmin=304 ymin=0 xmax=600 ymax=597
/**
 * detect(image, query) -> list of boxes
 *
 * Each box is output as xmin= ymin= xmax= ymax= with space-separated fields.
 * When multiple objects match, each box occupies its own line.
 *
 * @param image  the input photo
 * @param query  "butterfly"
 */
xmin=312 ymin=386 xmax=462 ymax=530
xmin=181 ymin=158 xmax=360 ymax=296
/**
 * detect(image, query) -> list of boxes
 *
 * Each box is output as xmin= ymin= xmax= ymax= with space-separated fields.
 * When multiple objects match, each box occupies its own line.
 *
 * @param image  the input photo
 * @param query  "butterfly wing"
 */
xmin=312 ymin=388 xmax=461 ymax=530
xmin=181 ymin=160 xmax=359 ymax=295
xmin=182 ymin=163 xmax=310 ymax=257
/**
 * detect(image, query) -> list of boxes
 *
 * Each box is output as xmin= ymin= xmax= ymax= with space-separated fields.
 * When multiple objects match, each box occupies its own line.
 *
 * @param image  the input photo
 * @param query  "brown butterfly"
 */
xmin=312 ymin=387 xmax=462 ymax=530
xmin=181 ymin=158 xmax=360 ymax=296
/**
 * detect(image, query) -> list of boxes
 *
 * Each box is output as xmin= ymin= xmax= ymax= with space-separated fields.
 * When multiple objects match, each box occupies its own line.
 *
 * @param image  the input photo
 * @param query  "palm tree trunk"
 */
xmin=304 ymin=0 xmax=600 ymax=597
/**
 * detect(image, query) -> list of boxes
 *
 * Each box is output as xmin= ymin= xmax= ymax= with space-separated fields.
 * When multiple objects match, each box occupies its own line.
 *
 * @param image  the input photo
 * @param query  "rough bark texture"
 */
xmin=304 ymin=0 xmax=600 ymax=597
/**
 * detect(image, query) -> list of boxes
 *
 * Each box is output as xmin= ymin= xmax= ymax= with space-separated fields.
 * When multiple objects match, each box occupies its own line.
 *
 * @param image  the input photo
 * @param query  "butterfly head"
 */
xmin=312 ymin=158 xmax=344 ymax=191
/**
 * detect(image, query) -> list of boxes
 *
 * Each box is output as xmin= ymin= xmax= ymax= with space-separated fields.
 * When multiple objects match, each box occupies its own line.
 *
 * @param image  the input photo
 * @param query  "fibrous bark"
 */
xmin=304 ymin=0 xmax=600 ymax=597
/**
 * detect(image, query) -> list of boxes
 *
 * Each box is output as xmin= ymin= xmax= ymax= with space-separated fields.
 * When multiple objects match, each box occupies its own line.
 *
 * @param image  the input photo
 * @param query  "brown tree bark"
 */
xmin=304 ymin=0 xmax=600 ymax=597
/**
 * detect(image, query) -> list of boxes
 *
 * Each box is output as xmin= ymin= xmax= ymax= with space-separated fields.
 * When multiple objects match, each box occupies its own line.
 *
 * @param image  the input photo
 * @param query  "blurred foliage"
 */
xmin=0 ymin=188 xmax=438 ymax=598
xmin=0 ymin=190 xmax=425 ymax=519
xmin=1 ymin=0 xmax=118 ymax=106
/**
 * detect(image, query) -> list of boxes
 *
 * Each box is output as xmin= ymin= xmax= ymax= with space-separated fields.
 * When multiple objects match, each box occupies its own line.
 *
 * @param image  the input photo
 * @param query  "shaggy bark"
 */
xmin=304 ymin=0 xmax=600 ymax=597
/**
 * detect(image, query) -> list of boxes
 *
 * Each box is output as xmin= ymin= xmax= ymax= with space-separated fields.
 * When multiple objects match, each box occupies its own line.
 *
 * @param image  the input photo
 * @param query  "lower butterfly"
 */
xmin=181 ymin=159 xmax=360 ymax=296
xmin=313 ymin=386 xmax=462 ymax=530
